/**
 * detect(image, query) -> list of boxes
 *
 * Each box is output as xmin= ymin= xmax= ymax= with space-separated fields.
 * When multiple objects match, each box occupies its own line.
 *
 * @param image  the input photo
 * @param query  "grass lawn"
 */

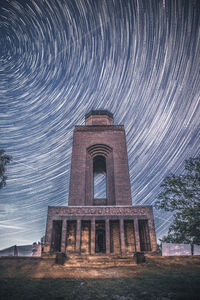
xmin=0 ymin=256 xmax=200 ymax=300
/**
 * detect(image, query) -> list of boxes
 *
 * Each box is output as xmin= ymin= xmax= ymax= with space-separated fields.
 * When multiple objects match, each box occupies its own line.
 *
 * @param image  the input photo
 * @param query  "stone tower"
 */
xmin=69 ymin=110 xmax=131 ymax=206
xmin=44 ymin=110 xmax=157 ymax=256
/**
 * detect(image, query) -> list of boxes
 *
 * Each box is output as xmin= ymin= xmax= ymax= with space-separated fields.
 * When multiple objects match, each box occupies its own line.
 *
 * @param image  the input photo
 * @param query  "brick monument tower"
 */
xmin=44 ymin=110 xmax=157 ymax=256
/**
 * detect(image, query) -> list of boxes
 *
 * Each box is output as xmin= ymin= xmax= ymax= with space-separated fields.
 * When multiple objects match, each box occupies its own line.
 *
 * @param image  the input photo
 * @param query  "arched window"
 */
xmin=93 ymin=155 xmax=106 ymax=199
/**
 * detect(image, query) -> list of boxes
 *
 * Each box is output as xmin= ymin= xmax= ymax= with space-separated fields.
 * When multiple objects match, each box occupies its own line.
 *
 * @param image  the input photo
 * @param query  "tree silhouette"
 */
xmin=154 ymin=155 xmax=200 ymax=244
xmin=0 ymin=150 xmax=12 ymax=189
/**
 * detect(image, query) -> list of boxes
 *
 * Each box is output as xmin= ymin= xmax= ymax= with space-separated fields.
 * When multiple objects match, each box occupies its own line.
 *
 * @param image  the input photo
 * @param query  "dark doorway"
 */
xmin=95 ymin=221 xmax=106 ymax=253
xmin=51 ymin=220 xmax=62 ymax=252
xmin=138 ymin=219 xmax=151 ymax=251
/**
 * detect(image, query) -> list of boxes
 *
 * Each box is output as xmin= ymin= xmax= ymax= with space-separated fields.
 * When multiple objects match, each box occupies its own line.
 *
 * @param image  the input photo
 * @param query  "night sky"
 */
xmin=0 ymin=0 xmax=199 ymax=250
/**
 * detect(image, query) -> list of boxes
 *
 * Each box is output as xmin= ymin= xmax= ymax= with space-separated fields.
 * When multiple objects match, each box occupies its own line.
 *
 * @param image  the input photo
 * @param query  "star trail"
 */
xmin=0 ymin=0 xmax=199 ymax=249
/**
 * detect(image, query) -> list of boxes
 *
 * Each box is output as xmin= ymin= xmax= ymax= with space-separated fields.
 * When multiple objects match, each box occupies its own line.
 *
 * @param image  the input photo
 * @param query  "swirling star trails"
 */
xmin=0 ymin=0 xmax=199 ymax=249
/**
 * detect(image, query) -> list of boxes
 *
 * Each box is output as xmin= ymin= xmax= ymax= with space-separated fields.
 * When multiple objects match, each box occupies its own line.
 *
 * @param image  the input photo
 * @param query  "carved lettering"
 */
xmin=47 ymin=206 xmax=153 ymax=217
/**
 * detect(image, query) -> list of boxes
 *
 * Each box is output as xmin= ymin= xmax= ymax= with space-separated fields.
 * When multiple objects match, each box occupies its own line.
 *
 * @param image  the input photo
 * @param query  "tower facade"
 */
xmin=44 ymin=111 xmax=157 ymax=256
xmin=69 ymin=110 xmax=131 ymax=206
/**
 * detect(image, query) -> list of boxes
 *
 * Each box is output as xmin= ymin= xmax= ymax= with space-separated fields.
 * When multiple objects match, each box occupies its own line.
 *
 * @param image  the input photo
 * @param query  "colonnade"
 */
xmin=48 ymin=217 xmax=155 ymax=255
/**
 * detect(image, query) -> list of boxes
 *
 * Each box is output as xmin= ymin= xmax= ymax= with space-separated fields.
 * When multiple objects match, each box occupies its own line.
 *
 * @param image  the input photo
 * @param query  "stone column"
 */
xmin=106 ymin=218 xmax=110 ymax=254
xmin=76 ymin=218 xmax=81 ymax=254
xmin=120 ymin=218 xmax=126 ymax=254
xmin=134 ymin=218 xmax=141 ymax=252
xmin=61 ymin=219 xmax=67 ymax=253
xmin=44 ymin=218 xmax=53 ymax=254
xmin=148 ymin=219 xmax=157 ymax=252
xmin=91 ymin=218 xmax=95 ymax=255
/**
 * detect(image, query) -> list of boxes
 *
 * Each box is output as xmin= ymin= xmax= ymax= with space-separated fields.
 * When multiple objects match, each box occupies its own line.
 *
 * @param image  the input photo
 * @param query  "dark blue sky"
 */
xmin=0 ymin=0 xmax=199 ymax=249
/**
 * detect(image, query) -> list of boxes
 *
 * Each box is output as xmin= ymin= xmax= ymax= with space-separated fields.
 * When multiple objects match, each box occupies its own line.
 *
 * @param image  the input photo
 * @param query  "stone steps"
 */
xmin=63 ymin=255 xmax=137 ymax=267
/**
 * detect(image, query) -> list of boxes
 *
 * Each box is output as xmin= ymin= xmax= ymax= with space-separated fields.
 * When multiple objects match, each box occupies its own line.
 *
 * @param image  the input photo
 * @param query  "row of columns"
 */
xmin=60 ymin=217 xmax=143 ymax=254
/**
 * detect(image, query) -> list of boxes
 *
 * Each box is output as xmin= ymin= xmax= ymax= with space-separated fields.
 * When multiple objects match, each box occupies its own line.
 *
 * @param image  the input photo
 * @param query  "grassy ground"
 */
xmin=0 ymin=256 xmax=200 ymax=300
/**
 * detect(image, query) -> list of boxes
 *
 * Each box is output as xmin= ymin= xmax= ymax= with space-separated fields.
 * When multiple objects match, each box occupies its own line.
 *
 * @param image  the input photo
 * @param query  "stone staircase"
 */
xmin=63 ymin=254 xmax=138 ymax=268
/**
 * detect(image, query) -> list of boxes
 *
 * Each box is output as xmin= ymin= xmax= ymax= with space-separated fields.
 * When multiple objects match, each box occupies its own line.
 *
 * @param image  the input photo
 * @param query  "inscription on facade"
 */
xmin=49 ymin=206 xmax=152 ymax=217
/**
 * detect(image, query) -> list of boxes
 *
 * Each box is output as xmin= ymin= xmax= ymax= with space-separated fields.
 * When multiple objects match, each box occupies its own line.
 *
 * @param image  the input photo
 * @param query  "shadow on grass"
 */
xmin=1 ymin=269 xmax=200 ymax=300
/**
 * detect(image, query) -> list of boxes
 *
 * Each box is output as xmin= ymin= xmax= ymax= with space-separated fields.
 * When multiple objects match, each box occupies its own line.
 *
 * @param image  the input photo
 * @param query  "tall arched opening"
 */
xmin=93 ymin=155 xmax=107 ymax=200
